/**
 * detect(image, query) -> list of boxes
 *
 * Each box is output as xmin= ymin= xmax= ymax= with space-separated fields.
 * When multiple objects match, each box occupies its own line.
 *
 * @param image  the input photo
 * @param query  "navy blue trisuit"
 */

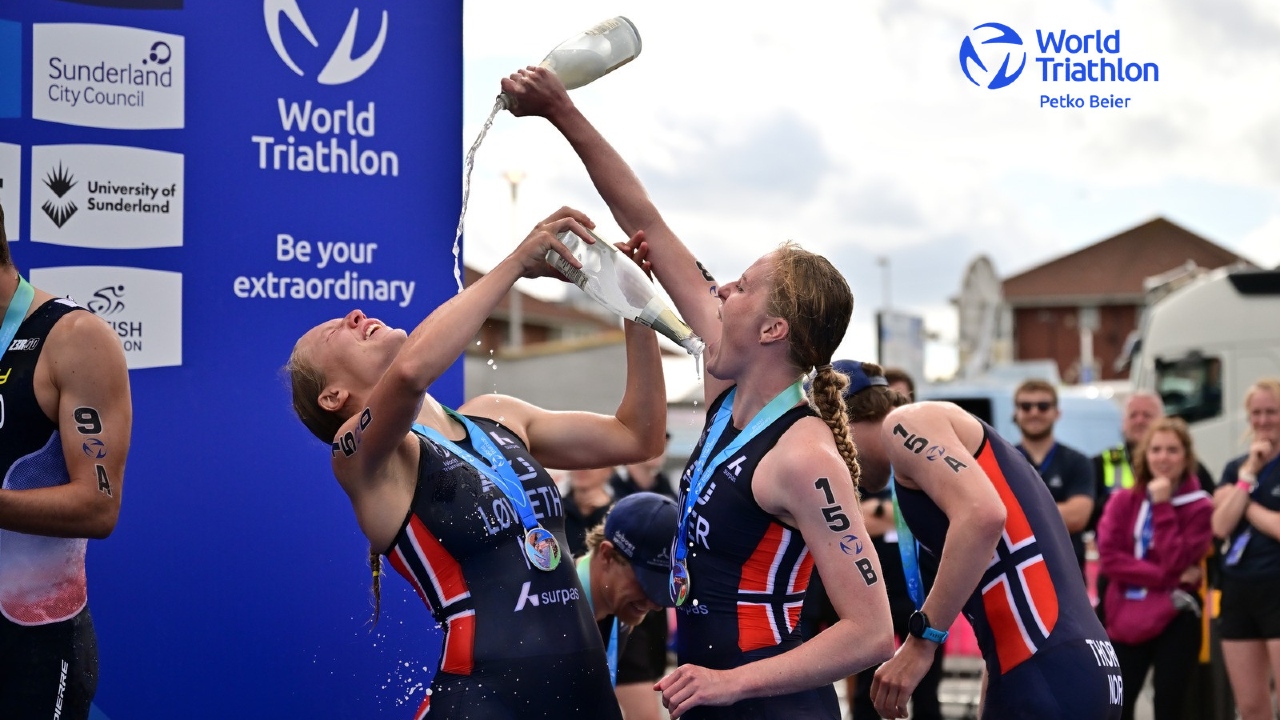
xmin=383 ymin=416 xmax=619 ymax=720
xmin=673 ymin=387 xmax=839 ymax=720
xmin=894 ymin=418 xmax=1124 ymax=719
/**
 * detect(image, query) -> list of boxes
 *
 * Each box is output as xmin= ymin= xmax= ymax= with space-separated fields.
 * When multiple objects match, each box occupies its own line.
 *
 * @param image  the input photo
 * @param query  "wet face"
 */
xmin=1014 ymin=391 xmax=1059 ymax=442
xmin=706 ymin=253 xmax=778 ymax=381
xmin=1145 ymin=429 xmax=1188 ymax=481
xmin=299 ymin=309 xmax=407 ymax=400
xmin=599 ymin=543 xmax=660 ymax=626
xmin=1247 ymin=388 xmax=1280 ymax=446
xmin=1123 ymin=395 xmax=1163 ymax=446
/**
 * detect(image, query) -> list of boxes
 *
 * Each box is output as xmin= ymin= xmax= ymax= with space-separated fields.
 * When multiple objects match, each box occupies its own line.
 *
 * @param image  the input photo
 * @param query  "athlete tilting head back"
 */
xmin=504 ymin=68 xmax=895 ymax=720
xmin=826 ymin=360 xmax=1124 ymax=720
xmin=286 ymin=207 xmax=668 ymax=720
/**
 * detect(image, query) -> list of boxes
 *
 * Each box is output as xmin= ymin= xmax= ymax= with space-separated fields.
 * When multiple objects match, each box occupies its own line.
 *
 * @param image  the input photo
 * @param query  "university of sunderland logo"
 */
xmin=264 ymin=0 xmax=388 ymax=85
xmin=42 ymin=163 xmax=78 ymax=228
xmin=87 ymin=285 xmax=127 ymax=316
xmin=959 ymin=22 xmax=1027 ymax=90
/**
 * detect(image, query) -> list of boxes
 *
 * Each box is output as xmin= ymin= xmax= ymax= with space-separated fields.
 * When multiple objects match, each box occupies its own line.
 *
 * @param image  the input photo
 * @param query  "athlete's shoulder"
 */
xmin=884 ymin=401 xmax=980 ymax=438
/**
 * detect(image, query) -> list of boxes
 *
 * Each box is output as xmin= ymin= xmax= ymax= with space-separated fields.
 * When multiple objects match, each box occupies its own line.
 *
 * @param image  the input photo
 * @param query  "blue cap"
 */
xmin=604 ymin=492 xmax=679 ymax=607
xmin=830 ymin=359 xmax=888 ymax=398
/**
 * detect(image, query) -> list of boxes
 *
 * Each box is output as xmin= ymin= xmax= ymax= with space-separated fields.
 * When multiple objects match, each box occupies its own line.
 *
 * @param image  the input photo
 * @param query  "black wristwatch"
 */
xmin=907 ymin=610 xmax=949 ymax=644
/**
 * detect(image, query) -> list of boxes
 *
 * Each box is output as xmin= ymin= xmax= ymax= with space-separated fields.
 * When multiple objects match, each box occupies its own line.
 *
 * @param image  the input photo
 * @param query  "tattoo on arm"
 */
xmin=95 ymin=464 xmax=112 ymax=497
xmin=696 ymin=261 xmax=715 ymax=283
xmin=332 ymin=407 xmax=374 ymax=457
xmin=74 ymin=407 xmax=102 ymax=435
xmin=855 ymin=557 xmax=879 ymax=586
xmin=892 ymin=423 xmax=969 ymax=474
xmin=814 ymin=477 xmax=851 ymax=531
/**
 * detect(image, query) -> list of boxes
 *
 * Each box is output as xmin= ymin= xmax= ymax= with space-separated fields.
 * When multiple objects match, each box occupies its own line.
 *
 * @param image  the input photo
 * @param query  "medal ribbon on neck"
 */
xmin=0 ymin=276 xmax=35 ymax=365
xmin=576 ymin=555 xmax=619 ymax=686
xmin=890 ymin=470 xmax=926 ymax=610
xmin=414 ymin=409 xmax=560 ymax=571
xmin=669 ymin=381 xmax=805 ymax=605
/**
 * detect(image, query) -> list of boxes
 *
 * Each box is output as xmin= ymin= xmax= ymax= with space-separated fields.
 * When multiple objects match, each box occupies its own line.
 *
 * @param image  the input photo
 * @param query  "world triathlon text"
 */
xmin=1033 ymin=30 xmax=1159 ymax=83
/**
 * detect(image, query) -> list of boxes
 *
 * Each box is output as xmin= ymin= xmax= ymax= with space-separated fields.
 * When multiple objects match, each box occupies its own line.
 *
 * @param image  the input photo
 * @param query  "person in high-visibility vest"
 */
xmin=1092 ymin=393 xmax=1164 ymax=529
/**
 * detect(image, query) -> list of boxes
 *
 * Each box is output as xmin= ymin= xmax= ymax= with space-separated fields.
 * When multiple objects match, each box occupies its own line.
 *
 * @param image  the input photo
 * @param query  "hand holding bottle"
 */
xmin=510 ymin=206 xmax=596 ymax=280
xmin=499 ymin=16 xmax=641 ymax=110
xmin=501 ymin=66 xmax=574 ymax=119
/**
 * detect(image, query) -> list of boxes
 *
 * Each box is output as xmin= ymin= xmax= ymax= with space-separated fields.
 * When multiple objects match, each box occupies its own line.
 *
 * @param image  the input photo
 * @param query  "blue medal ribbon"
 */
xmin=413 ymin=410 xmax=559 ymax=569
xmin=889 ymin=470 xmax=925 ymax=610
xmin=576 ymin=555 xmax=619 ymax=686
xmin=670 ymin=381 xmax=805 ymax=604
xmin=0 ymin=276 xmax=35 ymax=365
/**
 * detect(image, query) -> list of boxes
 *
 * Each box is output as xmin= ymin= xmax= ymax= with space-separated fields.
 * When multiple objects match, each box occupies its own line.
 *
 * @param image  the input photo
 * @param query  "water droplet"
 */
xmin=487 ymin=359 xmax=494 ymax=366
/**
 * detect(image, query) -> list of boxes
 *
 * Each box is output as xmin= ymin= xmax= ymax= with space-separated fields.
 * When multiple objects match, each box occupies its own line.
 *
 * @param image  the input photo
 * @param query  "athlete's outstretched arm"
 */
xmin=0 ymin=308 xmax=130 ymax=538
xmin=334 ymin=208 xmax=594 ymax=482
xmin=461 ymin=321 xmax=666 ymax=470
xmin=655 ymin=422 xmax=895 ymax=717
xmin=503 ymin=67 xmax=733 ymax=404
xmin=871 ymin=403 xmax=1005 ymax=719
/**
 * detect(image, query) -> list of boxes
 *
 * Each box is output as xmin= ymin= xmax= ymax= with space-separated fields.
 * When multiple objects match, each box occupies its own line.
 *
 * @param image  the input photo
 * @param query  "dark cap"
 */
xmin=604 ymin=492 xmax=679 ymax=607
xmin=830 ymin=359 xmax=888 ymax=399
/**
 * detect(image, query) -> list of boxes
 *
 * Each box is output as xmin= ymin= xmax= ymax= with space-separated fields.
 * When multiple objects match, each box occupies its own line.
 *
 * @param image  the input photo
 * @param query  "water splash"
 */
xmin=453 ymin=97 xmax=506 ymax=294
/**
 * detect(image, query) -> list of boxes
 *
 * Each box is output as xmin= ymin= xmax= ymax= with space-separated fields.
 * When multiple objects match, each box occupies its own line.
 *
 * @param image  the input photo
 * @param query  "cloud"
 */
xmin=634 ymin=112 xmax=833 ymax=214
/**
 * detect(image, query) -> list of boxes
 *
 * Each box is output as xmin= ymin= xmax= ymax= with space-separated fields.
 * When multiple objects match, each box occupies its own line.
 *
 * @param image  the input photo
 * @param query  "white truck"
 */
xmin=1130 ymin=267 xmax=1280 ymax=477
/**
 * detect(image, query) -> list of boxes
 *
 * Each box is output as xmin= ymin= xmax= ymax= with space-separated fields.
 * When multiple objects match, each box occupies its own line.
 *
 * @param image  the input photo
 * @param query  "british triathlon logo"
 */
xmin=264 ymin=0 xmax=388 ymax=85
xmin=959 ymin=23 xmax=1026 ymax=90
xmin=87 ymin=285 xmax=127 ymax=316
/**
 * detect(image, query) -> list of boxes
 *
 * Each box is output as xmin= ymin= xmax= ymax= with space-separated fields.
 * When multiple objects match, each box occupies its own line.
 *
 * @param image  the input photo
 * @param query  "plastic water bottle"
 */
xmin=548 ymin=227 xmax=704 ymax=357
xmin=500 ymin=17 xmax=642 ymax=108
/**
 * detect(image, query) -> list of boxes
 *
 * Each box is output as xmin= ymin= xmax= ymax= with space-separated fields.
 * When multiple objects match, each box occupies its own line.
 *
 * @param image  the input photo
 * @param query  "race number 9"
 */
xmin=74 ymin=407 xmax=103 ymax=435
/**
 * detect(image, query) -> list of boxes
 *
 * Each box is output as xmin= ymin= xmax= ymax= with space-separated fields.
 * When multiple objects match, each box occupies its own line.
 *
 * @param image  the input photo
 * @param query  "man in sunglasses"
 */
xmin=1013 ymin=379 xmax=1096 ymax=575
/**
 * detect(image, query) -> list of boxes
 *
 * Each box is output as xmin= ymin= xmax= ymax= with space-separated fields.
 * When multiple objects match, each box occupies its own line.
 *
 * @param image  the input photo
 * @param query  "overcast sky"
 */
xmin=458 ymin=0 xmax=1280 ymax=380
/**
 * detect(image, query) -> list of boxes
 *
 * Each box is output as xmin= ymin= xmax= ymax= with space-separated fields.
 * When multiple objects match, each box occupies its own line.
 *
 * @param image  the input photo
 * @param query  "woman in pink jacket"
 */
xmin=1097 ymin=416 xmax=1213 ymax=720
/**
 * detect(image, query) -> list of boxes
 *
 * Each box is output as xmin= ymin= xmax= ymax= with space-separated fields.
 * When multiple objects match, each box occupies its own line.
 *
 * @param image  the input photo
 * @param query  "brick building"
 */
xmin=1001 ymin=218 xmax=1252 ymax=383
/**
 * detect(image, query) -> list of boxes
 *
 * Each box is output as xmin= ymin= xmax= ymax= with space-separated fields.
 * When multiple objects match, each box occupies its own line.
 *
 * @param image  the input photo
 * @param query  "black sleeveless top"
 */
xmin=0 ymin=297 xmax=90 ymax=625
xmin=384 ymin=416 xmax=609 ymax=676
xmin=674 ymin=386 xmax=819 ymax=669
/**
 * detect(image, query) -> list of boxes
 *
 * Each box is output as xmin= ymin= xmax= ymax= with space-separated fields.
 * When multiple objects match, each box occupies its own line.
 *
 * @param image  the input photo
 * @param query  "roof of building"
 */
xmin=1002 ymin=217 xmax=1253 ymax=305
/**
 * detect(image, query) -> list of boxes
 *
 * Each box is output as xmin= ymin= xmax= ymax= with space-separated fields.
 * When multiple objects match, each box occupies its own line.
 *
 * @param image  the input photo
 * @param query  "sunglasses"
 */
xmin=1017 ymin=401 xmax=1055 ymax=413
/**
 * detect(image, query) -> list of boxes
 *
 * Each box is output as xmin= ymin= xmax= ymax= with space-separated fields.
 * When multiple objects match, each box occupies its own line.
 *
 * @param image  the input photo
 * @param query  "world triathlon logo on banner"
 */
xmin=264 ymin=0 xmax=387 ymax=85
xmin=32 ymin=23 xmax=184 ymax=129
xmin=959 ymin=22 xmax=1159 ymax=109
xmin=253 ymin=0 xmax=398 ymax=178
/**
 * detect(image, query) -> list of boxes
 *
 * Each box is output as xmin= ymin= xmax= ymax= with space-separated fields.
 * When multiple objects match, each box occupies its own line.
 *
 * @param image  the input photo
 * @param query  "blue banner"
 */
xmin=0 ymin=1 xmax=461 ymax=716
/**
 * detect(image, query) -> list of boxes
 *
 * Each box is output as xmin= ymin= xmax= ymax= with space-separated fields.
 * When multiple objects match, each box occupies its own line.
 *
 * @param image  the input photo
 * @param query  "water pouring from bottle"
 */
xmin=452 ymin=18 xmax=643 ymax=293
